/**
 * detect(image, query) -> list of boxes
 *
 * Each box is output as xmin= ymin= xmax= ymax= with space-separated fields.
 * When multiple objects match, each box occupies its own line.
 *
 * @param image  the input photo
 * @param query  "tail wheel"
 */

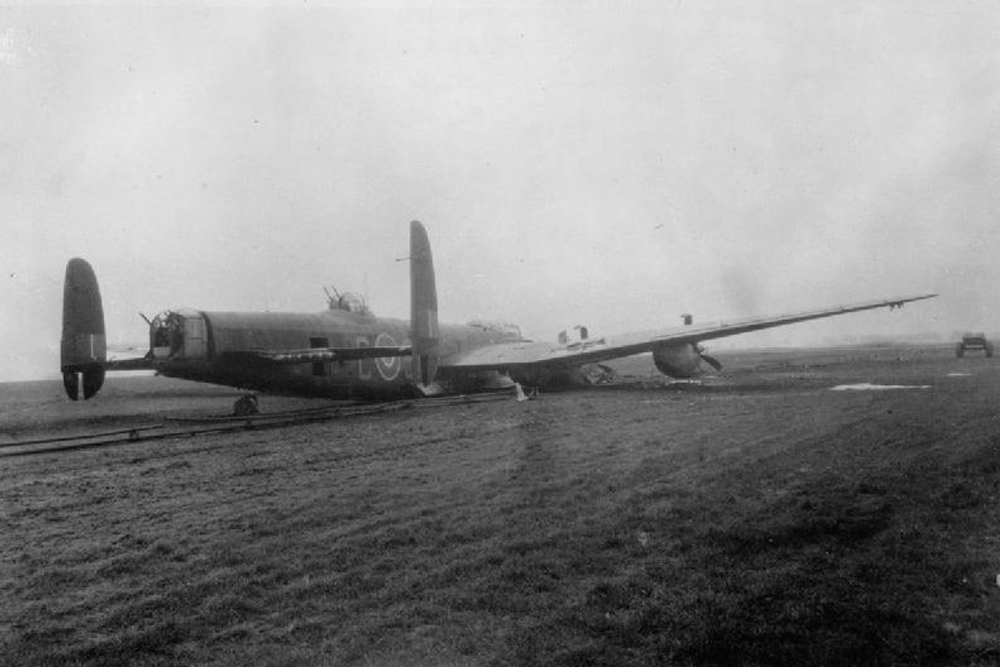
xmin=233 ymin=394 xmax=259 ymax=416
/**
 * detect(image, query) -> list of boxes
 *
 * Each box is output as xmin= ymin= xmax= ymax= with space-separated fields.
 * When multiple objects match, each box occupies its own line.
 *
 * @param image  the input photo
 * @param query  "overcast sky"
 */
xmin=2 ymin=1 xmax=997 ymax=381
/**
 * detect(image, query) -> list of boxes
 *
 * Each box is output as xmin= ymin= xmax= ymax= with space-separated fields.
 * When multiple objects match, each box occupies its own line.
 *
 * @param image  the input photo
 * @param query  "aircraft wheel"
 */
xmin=233 ymin=394 xmax=259 ymax=416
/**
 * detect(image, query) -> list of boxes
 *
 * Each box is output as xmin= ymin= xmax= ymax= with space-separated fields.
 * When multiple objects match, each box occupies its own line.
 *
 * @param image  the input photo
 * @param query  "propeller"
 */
xmin=697 ymin=344 xmax=723 ymax=372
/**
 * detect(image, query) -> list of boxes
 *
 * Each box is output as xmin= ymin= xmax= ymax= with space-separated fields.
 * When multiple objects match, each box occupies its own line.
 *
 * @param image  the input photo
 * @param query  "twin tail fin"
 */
xmin=61 ymin=258 xmax=107 ymax=400
xmin=409 ymin=220 xmax=439 ymax=388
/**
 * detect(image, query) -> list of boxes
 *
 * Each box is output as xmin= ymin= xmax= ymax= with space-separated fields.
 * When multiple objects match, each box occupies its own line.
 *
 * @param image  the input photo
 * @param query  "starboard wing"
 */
xmin=439 ymin=294 xmax=938 ymax=372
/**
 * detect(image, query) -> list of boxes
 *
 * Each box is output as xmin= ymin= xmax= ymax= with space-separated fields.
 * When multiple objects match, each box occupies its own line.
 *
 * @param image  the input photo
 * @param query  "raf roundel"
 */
xmin=374 ymin=332 xmax=401 ymax=381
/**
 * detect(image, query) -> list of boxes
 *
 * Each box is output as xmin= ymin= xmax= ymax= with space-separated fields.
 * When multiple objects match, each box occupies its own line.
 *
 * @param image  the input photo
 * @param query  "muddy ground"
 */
xmin=2 ymin=344 xmax=1000 ymax=666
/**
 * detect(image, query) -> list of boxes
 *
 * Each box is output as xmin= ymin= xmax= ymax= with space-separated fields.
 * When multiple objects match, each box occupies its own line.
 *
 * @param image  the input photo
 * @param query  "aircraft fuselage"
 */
xmin=150 ymin=308 xmax=516 ymax=399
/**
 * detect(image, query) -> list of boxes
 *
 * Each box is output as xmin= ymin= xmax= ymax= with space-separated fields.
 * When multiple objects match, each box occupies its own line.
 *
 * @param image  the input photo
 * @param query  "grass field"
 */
xmin=3 ymin=345 xmax=1000 ymax=665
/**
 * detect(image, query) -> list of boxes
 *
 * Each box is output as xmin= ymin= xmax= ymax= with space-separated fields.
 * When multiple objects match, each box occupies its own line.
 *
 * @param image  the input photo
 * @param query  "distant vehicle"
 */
xmin=956 ymin=333 xmax=993 ymax=358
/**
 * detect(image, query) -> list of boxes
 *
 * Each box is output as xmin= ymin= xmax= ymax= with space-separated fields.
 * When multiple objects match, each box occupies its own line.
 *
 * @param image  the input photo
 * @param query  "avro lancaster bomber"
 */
xmin=61 ymin=221 xmax=936 ymax=403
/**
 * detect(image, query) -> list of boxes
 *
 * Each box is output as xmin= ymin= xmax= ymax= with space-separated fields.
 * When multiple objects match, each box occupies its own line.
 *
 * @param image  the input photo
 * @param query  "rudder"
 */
xmin=409 ymin=221 xmax=439 ymax=389
xmin=61 ymin=258 xmax=107 ymax=400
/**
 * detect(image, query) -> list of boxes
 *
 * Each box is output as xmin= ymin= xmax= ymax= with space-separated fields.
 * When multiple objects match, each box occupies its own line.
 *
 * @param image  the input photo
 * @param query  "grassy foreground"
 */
xmin=2 ymin=347 xmax=1000 ymax=665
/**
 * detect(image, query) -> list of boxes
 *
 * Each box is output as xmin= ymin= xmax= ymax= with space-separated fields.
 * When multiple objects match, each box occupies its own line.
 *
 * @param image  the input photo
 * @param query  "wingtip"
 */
xmin=893 ymin=293 xmax=938 ymax=303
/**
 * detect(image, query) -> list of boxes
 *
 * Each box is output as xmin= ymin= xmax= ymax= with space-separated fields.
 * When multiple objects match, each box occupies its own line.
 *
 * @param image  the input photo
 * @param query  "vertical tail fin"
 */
xmin=409 ymin=220 xmax=439 ymax=388
xmin=61 ymin=258 xmax=107 ymax=400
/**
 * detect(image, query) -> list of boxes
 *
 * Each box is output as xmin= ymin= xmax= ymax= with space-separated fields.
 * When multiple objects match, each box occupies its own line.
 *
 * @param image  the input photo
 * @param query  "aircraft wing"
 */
xmin=223 ymin=345 xmax=412 ymax=365
xmin=439 ymin=294 xmax=938 ymax=372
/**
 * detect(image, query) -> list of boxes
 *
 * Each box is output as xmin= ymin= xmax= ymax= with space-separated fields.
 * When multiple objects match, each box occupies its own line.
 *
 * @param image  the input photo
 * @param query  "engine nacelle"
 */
xmin=652 ymin=342 xmax=703 ymax=378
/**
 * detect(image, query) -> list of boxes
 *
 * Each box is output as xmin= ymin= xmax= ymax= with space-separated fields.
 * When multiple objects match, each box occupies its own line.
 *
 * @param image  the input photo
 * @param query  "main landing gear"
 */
xmin=514 ymin=383 xmax=538 ymax=402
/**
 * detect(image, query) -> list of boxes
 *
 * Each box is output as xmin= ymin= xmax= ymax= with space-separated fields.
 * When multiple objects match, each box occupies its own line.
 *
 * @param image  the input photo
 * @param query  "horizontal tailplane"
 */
xmin=61 ymin=258 xmax=107 ymax=400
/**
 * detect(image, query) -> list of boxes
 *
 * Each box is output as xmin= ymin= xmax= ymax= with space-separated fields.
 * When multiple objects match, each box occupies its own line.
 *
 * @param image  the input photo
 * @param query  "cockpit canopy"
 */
xmin=467 ymin=319 xmax=523 ymax=341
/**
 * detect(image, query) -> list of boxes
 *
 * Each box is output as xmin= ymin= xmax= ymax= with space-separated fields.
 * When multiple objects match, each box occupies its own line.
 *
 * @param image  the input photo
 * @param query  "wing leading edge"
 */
xmin=439 ymin=294 xmax=938 ymax=372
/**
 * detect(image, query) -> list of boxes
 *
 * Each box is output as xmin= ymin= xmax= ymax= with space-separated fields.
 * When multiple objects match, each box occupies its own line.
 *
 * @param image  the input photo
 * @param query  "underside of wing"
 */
xmin=440 ymin=293 xmax=938 ymax=372
xmin=223 ymin=345 xmax=412 ymax=365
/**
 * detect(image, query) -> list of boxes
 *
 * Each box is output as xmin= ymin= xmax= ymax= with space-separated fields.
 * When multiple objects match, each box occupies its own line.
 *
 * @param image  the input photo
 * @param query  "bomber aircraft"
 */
xmin=61 ymin=221 xmax=936 ymax=405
